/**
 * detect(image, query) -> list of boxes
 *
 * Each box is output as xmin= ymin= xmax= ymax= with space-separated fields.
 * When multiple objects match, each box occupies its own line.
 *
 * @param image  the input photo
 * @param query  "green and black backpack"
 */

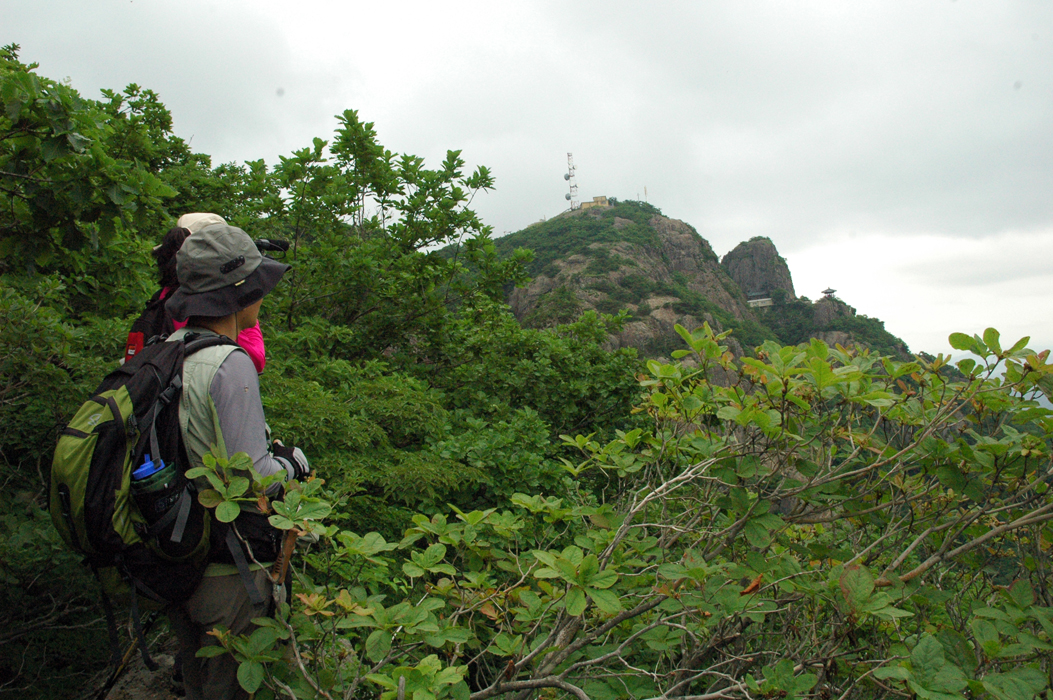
xmin=50 ymin=333 xmax=236 ymax=668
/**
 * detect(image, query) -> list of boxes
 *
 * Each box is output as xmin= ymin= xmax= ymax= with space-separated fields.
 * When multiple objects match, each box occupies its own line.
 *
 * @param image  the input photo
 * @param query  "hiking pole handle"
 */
xmin=270 ymin=528 xmax=299 ymax=589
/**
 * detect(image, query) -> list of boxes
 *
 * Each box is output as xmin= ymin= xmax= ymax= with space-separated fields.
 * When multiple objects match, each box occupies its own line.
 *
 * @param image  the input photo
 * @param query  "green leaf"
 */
xmin=578 ymin=554 xmax=599 ymax=583
xmin=420 ymin=543 xmax=447 ymax=567
xmin=403 ymin=562 xmax=426 ymax=578
xmin=948 ymin=333 xmax=974 ymax=351
xmin=1008 ymin=580 xmax=1035 ymax=608
xmin=244 ymin=627 xmax=279 ymax=657
xmin=289 ymin=500 xmax=332 ymax=521
xmin=911 ymin=635 xmax=967 ymax=693
xmin=365 ymin=629 xmax=391 ymax=662
xmin=196 ymin=645 xmax=229 ymax=658
xmin=589 ymin=569 xmax=618 ymax=590
xmin=1006 ymin=335 xmax=1031 ymax=356
xmin=874 ymin=666 xmax=910 ymax=681
xmin=982 ymin=668 xmax=1047 ymax=700
xmin=198 ymin=489 xmax=223 ymax=508
xmin=216 ymin=500 xmax=241 ymax=523
xmin=936 ymin=629 xmax=977 ymax=674
xmin=587 ymin=588 xmax=623 ymax=614
xmin=227 ymin=476 xmax=250 ymax=498
xmin=983 ymin=328 xmax=1002 ymax=356
xmin=237 ymin=659 xmax=264 ymax=693
xmin=268 ymin=515 xmax=294 ymax=530
xmin=565 ymin=586 xmax=587 ymax=616
xmin=839 ymin=565 xmax=874 ymax=613
xmin=970 ymin=619 xmax=1001 ymax=657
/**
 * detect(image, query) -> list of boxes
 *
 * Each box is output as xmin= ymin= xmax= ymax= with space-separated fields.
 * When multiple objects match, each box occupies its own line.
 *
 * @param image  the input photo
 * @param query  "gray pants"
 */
xmin=168 ymin=569 xmax=273 ymax=700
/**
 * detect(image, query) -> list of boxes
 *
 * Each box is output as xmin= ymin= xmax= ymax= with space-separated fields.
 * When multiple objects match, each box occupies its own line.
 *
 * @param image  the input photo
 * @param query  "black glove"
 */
xmin=272 ymin=441 xmax=310 ymax=481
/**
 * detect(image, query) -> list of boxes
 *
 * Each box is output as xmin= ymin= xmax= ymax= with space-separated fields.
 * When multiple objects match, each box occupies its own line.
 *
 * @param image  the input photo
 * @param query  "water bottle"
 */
xmin=131 ymin=454 xmax=184 ymax=524
xmin=131 ymin=454 xmax=201 ymax=557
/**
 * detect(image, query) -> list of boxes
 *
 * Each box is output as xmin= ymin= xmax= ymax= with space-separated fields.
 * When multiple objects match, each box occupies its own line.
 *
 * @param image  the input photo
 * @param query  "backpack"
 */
xmin=50 ymin=333 xmax=275 ymax=669
xmin=123 ymin=288 xmax=176 ymax=364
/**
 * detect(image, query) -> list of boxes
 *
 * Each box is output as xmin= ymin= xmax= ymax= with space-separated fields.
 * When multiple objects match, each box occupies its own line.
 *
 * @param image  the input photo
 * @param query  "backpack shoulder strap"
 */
xmin=183 ymin=333 xmax=240 ymax=357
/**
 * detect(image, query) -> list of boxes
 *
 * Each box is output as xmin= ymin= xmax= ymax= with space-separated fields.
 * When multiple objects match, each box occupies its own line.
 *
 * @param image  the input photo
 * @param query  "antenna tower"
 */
xmin=564 ymin=153 xmax=579 ymax=210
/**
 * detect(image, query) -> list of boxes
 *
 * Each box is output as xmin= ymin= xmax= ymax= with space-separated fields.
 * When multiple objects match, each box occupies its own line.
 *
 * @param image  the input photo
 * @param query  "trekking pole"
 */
xmin=94 ymin=610 xmax=162 ymax=700
xmin=270 ymin=528 xmax=299 ymax=602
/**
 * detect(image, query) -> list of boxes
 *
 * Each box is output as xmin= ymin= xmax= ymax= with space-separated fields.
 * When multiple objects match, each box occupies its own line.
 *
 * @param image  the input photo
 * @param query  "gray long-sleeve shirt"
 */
xmin=209 ymin=349 xmax=291 ymax=481
xmin=172 ymin=328 xmax=294 ymax=484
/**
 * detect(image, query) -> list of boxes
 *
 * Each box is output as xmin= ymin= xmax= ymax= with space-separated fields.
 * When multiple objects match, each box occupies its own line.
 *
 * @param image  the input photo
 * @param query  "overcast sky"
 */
xmin=6 ymin=0 xmax=1052 ymax=357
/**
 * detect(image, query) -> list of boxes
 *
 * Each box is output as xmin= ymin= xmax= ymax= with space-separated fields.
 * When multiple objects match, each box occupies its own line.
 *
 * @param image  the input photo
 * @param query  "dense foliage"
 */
xmin=3 ymin=46 xmax=1053 ymax=700
xmin=762 ymin=296 xmax=909 ymax=359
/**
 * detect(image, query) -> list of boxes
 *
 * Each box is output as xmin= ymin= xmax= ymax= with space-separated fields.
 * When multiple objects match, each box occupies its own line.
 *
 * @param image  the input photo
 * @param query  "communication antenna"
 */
xmin=564 ymin=153 xmax=579 ymax=210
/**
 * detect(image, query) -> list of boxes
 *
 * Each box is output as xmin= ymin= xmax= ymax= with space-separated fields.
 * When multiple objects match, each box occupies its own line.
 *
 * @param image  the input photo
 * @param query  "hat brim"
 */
xmin=166 ymin=257 xmax=291 ymax=322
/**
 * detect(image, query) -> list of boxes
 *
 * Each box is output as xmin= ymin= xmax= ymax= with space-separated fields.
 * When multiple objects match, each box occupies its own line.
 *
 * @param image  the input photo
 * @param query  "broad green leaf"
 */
xmin=365 ymin=629 xmax=391 ymax=662
xmin=420 ymin=543 xmax=447 ymax=567
xmin=196 ymin=645 xmax=229 ymax=658
xmin=948 ymin=333 xmax=974 ymax=351
xmin=578 ymin=554 xmax=599 ymax=583
xmin=982 ymin=668 xmax=1047 ymax=700
xmin=589 ymin=569 xmax=618 ymax=590
xmin=1006 ymin=335 xmax=1031 ymax=356
xmin=839 ymin=565 xmax=874 ymax=613
xmin=936 ymin=629 xmax=977 ymax=674
xmin=1008 ymin=580 xmax=1035 ymax=609
xmin=185 ymin=466 xmax=209 ymax=480
xmin=403 ymin=562 xmax=426 ymax=578
xmin=268 ymin=515 xmax=294 ymax=530
xmin=237 ymin=659 xmax=264 ymax=693
xmin=970 ymin=619 xmax=1001 ymax=657
xmin=244 ymin=627 xmax=279 ymax=657
xmin=226 ymin=476 xmax=250 ymax=498
xmin=216 ymin=500 xmax=241 ymax=523
xmin=874 ymin=666 xmax=910 ymax=681
xmin=983 ymin=328 xmax=1002 ymax=356
xmin=587 ymin=588 xmax=623 ymax=614
xmin=565 ymin=586 xmax=587 ymax=616
xmin=198 ymin=489 xmax=223 ymax=508
xmin=911 ymin=635 xmax=967 ymax=693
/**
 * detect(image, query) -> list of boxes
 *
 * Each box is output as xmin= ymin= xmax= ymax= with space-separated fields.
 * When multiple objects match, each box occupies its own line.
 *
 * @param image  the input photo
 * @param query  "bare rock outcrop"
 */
xmin=721 ymin=237 xmax=796 ymax=300
xmin=507 ymin=209 xmax=756 ymax=356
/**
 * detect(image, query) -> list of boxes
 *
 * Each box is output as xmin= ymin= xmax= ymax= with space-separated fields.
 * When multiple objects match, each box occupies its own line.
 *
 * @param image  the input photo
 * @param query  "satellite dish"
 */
xmin=564 ymin=173 xmax=570 ymax=181
xmin=565 ymin=193 xmax=571 ymax=200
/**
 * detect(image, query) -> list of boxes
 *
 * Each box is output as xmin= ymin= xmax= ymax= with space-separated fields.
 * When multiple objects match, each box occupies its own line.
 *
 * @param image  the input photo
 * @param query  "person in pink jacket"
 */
xmin=123 ymin=213 xmax=267 ymax=373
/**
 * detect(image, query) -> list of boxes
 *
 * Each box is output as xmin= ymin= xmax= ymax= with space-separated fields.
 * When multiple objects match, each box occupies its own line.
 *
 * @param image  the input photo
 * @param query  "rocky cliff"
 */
xmin=498 ymin=202 xmax=771 ymax=356
xmin=721 ymin=237 xmax=796 ymax=300
xmin=492 ymin=200 xmax=910 ymax=359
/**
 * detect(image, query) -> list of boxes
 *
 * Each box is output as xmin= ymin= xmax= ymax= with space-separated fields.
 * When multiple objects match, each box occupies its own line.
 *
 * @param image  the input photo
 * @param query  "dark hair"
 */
xmin=153 ymin=227 xmax=191 ymax=288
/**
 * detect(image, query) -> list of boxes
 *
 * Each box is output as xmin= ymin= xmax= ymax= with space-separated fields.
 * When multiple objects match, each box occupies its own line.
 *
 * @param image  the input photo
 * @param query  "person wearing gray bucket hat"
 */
xmin=165 ymin=223 xmax=290 ymax=322
xmin=123 ymin=214 xmax=269 ymax=373
xmin=162 ymin=223 xmax=307 ymax=700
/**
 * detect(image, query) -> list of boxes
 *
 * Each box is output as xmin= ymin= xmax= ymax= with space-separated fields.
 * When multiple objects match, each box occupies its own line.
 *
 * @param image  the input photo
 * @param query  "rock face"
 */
xmin=505 ymin=207 xmax=756 ymax=356
xmin=492 ymin=201 xmax=910 ymax=359
xmin=721 ymin=237 xmax=796 ymax=300
xmin=812 ymin=296 xmax=852 ymax=326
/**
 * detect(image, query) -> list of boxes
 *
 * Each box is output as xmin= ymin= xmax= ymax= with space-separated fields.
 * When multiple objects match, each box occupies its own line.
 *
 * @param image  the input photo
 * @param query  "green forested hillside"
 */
xmin=493 ymin=200 xmax=672 ymax=278
xmin=4 ymin=47 xmax=1053 ymax=700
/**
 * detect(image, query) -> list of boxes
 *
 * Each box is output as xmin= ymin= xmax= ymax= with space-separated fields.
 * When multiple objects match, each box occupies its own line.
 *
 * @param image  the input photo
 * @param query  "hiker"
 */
xmin=123 ymin=213 xmax=267 ymax=373
xmin=162 ymin=223 xmax=309 ymax=700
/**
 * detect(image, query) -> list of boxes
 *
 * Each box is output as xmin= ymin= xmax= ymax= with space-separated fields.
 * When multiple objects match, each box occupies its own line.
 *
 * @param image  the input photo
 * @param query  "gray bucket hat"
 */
xmin=165 ymin=223 xmax=290 ymax=322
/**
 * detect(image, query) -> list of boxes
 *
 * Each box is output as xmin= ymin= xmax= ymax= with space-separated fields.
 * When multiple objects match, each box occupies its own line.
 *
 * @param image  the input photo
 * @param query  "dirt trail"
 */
xmin=99 ymin=636 xmax=181 ymax=700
